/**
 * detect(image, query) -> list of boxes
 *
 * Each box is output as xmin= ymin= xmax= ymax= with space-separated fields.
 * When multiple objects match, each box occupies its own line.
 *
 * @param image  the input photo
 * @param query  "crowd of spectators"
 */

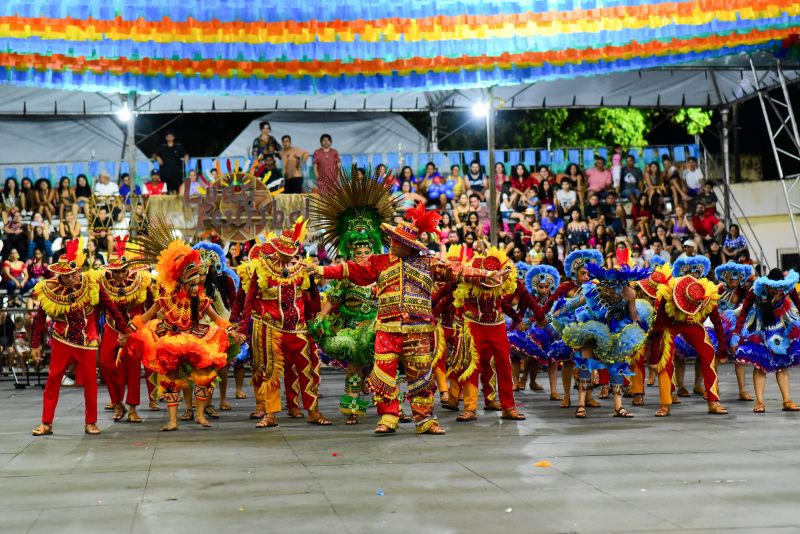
xmin=0 ymin=129 xmax=756 ymax=310
xmin=367 ymin=152 xmax=755 ymax=283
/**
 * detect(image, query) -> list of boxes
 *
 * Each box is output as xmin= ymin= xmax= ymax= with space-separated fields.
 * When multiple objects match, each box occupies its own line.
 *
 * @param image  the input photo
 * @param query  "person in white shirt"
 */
xmin=555 ymin=179 xmax=577 ymax=216
xmin=682 ymin=157 xmax=704 ymax=196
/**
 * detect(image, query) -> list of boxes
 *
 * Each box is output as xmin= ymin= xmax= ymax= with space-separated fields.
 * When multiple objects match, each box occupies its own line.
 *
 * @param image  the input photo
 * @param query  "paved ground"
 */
xmin=1 ymin=363 xmax=799 ymax=534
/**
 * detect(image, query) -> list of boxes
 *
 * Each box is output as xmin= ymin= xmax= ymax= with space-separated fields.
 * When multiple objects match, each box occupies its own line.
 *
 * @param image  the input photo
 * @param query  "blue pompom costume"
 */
xmin=553 ymin=263 xmax=653 ymax=397
xmin=734 ymin=270 xmax=800 ymax=373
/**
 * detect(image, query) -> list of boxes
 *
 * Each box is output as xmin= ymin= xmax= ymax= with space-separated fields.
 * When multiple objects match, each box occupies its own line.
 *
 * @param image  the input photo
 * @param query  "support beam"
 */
xmin=751 ymin=59 xmax=800 ymax=260
xmin=721 ymin=108 xmax=731 ymax=229
xmin=486 ymin=90 xmax=498 ymax=246
xmin=126 ymin=91 xmax=137 ymax=188
xmin=429 ymin=110 xmax=439 ymax=152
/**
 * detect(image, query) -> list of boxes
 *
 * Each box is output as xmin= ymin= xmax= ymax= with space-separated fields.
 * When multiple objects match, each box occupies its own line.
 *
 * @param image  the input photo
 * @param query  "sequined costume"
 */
xmin=30 ymin=238 xmax=128 ymax=433
xmin=448 ymin=249 xmax=525 ymax=420
xmin=308 ymin=169 xmax=396 ymax=419
xmin=237 ymin=219 xmax=325 ymax=423
xmin=319 ymin=202 xmax=498 ymax=434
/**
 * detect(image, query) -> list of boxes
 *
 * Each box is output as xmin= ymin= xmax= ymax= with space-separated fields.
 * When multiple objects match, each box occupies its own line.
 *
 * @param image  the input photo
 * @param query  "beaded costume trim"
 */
xmin=35 ymin=270 xmax=100 ymax=318
xmin=100 ymin=270 xmax=152 ymax=306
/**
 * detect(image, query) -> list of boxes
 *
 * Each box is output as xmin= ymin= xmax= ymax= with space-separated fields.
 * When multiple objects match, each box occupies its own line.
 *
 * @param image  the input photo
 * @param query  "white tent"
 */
xmin=0 ymin=116 xmax=146 ymax=165
xmin=219 ymin=112 xmax=428 ymax=158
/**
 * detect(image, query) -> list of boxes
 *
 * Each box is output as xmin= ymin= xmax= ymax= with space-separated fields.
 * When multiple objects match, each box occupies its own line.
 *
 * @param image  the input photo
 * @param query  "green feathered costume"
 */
xmin=308 ymin=166 xmax=399 ymax=416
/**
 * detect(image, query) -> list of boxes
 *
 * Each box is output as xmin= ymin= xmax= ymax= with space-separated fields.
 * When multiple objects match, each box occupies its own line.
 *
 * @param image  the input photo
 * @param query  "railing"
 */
xmin=1 ymin=143 xmax=700 ymax=186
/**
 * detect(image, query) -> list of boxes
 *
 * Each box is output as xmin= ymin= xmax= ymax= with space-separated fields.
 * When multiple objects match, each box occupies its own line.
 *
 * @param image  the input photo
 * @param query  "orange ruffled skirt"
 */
xmin=128 ymin=317 xmax=229 ymax=377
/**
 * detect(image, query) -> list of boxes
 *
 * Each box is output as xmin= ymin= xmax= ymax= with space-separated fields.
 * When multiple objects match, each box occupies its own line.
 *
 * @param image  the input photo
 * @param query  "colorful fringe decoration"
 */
xmin=0 ymin=1 xmax=798 ymax=95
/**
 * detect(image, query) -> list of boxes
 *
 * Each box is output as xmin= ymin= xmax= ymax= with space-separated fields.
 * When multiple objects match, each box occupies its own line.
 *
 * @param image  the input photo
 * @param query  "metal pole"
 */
xmin=487 ymin=96 xmax=498 ymax=246
xmin=127 ymin=91 xmax=137 ymax=188
xmin=732 ymin=103 xmax=741 ymax=183
xmin=429 ymin=110 xmax=439 ymax=152
xmin=721 ymin=108 xmax=731 ymax=229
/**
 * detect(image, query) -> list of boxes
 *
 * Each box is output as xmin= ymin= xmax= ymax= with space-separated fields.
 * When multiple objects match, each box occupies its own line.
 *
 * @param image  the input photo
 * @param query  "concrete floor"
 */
xmin=1 ymin=363 xmax=799 ymax=534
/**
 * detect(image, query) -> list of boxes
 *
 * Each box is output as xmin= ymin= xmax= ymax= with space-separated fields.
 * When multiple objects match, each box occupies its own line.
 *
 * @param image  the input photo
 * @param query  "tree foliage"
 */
xmin=515 ymin=108 xmax=652 ymax=148
xmin=672 ymin=108 xmax=713 ymax=136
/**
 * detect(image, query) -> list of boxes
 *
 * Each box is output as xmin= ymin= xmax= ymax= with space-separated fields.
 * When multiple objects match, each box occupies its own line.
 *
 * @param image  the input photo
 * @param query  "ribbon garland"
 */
xmin=0 ymin=0 xmax=798 ymax=95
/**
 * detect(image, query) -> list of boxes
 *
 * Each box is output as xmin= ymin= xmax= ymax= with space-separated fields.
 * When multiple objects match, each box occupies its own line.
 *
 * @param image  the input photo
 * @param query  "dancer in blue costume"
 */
xmin=733 ymin=268 xmax=800 ymax=413
xmin=715 ymin=262 xmax=754 ymax=401
xmin=550 ymin=249 xmax=603 ymax=409
xmin=552 ymin=263 xmax=653 ymax=418
xmin=508 ymin=261 xmax=533 ymax=391
xmin=510 ymin=264 xmax=562 ymax=400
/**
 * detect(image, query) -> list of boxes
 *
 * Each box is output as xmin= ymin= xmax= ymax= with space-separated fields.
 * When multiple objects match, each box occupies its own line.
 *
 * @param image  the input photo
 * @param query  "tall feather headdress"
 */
xmin=309 ymin=166 xmax=399 ymax=259
xmin=128 ymin=214 xmax=201 ymax=293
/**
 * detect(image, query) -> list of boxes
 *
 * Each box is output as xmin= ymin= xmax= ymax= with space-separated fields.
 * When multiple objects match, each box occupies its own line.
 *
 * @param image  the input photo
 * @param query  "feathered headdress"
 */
xmin=309 ymin=168 xmax=399 ymax=260
xmin=714 ymin=262 xmax=753 ymax=288
xmin=193 ymin=241 xmax=240 ymax=291
xmin=405 ymin=201 xmax=442 ymax=236
xmin=49 ymin=237 xmax=87 ymax=274
xmin=753 ymin=269 xmax=799 ymax=298
xmin=672 ymin=256 xmax=711 ymax=279
xmin=107 ymin=236 xmax=132 ymax=270
xmin=446 ymin=244 xmax=465 ymax=262
xmin=564 ymin=249 xmax=603 ymax=281
xmin=269 ymin=216 xmax=309 ymax=257
xmin=128 ymin=214 xmax=201 ymax=293
xmin=380 ymin=201 xmax=441 ymax=253
xmin=638 ymin=262 xmax=673 ymax=300
xmin=525 ymin=264 xmax=560 ymax=295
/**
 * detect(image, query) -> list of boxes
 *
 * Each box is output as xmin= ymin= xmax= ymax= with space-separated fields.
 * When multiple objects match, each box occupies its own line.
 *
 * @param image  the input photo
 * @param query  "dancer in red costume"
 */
xmin=313 ymin=202 xmax=508 ymax=435
xmin=651 ymin=269 xmax=729 ymax=417
xmin=448 ymin=247 xmax=526 ymax=422
xmin=98 ymin=237 xmax=156 ymax=423
xmin=30 ymin=238 xmax=129 ymax=436
xmin=238 ymin=218 xmax=329 ymax=429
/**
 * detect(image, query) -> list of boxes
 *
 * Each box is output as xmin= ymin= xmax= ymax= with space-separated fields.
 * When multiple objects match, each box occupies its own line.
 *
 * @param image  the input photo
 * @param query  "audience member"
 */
xmin=279 ymin=135 xmax=309 ymax=194
xmin=155 ymin=131 xmax=189 ymax=194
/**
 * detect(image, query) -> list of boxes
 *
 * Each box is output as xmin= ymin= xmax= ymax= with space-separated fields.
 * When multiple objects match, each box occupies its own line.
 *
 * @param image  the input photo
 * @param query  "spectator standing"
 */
xmin=682 ymin=157 xmax=704 ymax=196
xmin=619 ymin=155 xmax=644 ymax=201
xmin=154 ymin=131 xmax=188 ymax=194
xmin=610 ymin=146 xmax=624 ymax=189
xmin=279 ymin=135 xmax=309 ymax=194
xmin=313 ymin=133 xmax=341 ymax=195
xmin=251 ymin=121 xmax=280 ymax=167
xmin=585 ymin=157 xmax=612 ymax=194
xmin=143 ymin=169 xmax=167 ymax=196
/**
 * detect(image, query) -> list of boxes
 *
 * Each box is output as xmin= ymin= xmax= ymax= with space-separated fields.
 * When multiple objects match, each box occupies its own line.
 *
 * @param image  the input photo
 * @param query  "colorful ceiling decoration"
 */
xmin=0 ymin=0 xmax=798 ymax=95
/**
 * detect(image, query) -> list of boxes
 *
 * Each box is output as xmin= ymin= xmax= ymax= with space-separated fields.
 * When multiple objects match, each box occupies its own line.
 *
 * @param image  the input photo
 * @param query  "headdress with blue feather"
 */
xmin=587 ymin=262 xmax=650 ymax=285
xmin=193 ymin=241 xmax=240 ymax=291
xmin=515 ymin=261 xmax=531 ymax=280
xmin=649 ymin=255 xmax=667 ymax=268
xmin=714 ymin=262 xmax=752 ymax=287
xmin=672 ymin=255 xmax=710 ymax=278
xmin=753 ymin=269 xmax=799 ymax=298
xmin=525 ymin=265 xmax=560 ymax=295
xmin=564 ymin=249 xmax=603 ymax=281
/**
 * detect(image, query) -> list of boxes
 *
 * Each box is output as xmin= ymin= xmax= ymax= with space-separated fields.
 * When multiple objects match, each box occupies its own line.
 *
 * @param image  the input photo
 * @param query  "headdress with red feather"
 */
xmin=49 ymin=237 xmax=87 ymax=274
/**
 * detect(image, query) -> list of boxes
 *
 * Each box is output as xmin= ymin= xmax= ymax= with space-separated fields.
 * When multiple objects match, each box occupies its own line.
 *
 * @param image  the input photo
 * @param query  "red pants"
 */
xmin=283 ymin=341 xmax=320 ymax=411
xmin=655 ymin=320 xmax=720 ymax=403
xmin=42 ymin=338 xmax=98 ymax=424
xmin=99 ymin=329 xmax=142 ymax=406
xmin=368 ymin=329 xmax=436 ymax=431
xmin=467 ymin=321 xmax=516 ymax=411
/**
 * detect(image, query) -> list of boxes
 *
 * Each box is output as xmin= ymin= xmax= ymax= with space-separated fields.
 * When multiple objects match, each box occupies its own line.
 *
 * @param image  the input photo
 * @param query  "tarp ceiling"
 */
xmin=0 ymin=116 xmax=146 ymax=165
xmin=1 ymin=55 xmax=798 ymax=116
xmin=219 ymin=112 xmax=428 ymax=158
xmin=1 ymin=1 xmax=799 ymax=98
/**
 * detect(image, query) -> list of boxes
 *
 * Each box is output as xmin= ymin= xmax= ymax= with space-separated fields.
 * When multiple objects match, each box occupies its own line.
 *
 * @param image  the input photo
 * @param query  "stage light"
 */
xmin=117 ymin=103 xmax=132 ymax=122
xmin=471 ymin=101 xmax=490 ymax=118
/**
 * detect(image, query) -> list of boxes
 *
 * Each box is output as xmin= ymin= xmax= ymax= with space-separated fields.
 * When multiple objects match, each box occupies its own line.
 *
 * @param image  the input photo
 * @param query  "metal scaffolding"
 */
xmin=751 ymin=59 xmax=800 ymax=257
